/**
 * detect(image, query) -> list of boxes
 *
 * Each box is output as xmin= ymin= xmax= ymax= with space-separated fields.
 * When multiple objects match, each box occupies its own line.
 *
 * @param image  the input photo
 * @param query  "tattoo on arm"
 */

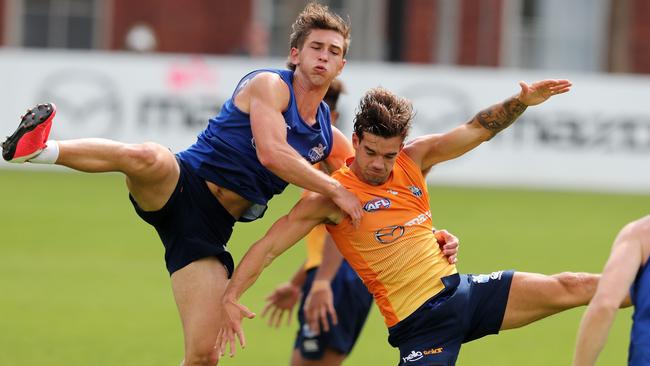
xmin=474 ymin=97 xmax=527 ymax=137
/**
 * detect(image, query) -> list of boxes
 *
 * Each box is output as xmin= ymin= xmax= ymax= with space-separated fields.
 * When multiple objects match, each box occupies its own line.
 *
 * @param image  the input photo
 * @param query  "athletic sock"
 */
xmin=29 ymin=140 xmax=60 ymax=164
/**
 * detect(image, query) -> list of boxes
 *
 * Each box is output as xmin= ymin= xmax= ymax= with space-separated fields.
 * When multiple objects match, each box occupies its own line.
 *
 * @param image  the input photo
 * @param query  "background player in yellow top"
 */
xmin=216 ymin=79 xmax=605 ymax=365
xmin=261 ymin=79 xmax=461 ymax=366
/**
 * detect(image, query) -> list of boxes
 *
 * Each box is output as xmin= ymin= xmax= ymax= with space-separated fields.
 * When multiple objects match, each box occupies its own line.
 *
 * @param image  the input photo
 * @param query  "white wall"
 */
xmin=1 ymin=49 xmax=649 ymax=193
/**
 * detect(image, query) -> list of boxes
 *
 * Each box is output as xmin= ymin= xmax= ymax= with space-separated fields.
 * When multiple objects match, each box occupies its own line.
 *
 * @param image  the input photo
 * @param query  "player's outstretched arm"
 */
xmin=404 ymin=79 xmax=572 ymax=172
xmin=573 ymin=216 xmax=650 ymax=366
xmin=216 ymin=194 xmax=341 ymax=358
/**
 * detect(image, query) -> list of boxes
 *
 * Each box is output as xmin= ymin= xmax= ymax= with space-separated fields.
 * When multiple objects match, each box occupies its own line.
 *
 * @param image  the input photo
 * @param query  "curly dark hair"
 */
xmin=286 ymin=2 xmax=351 ymax=71
xmin=353 ymin=87 xmax=414 ymax=141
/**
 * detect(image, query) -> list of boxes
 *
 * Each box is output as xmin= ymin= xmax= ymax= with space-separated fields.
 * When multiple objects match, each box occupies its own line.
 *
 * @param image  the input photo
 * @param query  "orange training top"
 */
xmin=326 ymin=152 xmax=457 ymax=327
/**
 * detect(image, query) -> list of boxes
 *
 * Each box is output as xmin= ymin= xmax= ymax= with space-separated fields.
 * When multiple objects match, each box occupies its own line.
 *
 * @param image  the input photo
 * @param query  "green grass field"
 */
xmin=1 ymin=169 xmax=647 ymax=365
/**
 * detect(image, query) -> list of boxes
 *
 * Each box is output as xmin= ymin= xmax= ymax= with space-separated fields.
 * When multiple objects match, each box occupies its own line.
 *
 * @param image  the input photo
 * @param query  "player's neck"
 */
xmin=292 ymin=72 xmax=328 ymax=126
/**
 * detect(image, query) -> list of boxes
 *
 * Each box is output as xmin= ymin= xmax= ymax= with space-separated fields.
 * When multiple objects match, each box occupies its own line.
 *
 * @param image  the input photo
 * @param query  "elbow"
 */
xmin=482 ymin=131 xmax=495 ymax=142
xmin=257 ymin=149 xmax=281 ymax=171
xmin=588 ymin=298 xmax=620 ymax=317
xmin=263 ymin=252 xmax=278 ymax=268
xmin=468 ymin=120 xmax=495 ymax=141
xmin=478 ymin=127 xmax=496 ymax=142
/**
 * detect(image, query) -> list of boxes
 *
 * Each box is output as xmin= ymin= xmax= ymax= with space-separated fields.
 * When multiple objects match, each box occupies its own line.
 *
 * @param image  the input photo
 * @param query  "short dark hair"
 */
xmin=323 ymin=78 xmax=345 ymax=111
xmin=353 ymin=87 xmax=413 ymax=141
xmin=286 ymin=2 xmax=351 ymax=71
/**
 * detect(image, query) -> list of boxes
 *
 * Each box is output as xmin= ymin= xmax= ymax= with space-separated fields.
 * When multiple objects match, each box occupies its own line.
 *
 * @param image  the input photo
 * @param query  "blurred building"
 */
xmin=1 ymin=0 xmax=649 ymax=74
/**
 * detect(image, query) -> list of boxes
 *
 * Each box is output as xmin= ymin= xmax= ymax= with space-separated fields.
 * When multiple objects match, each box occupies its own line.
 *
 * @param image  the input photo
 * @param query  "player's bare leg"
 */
xmin=2 ymin=103 xmax=180 ymax=211
xmin=500 ymin=272 xmax=600 ymax=330
xmin=173 ymin=257 xmax=230 ymax=366
xmin=4 ymin=104 xmax=203 ymax=365
xmin=56 ymin=139 xmax=180 ymax=210
xmin=290 ymin=348 xmax=346 ymax=366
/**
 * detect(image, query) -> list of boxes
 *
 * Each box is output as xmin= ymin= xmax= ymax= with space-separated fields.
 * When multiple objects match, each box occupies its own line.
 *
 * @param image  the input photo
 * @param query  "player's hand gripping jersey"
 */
xmin=327 ymin=152 xmax=457 ymax=327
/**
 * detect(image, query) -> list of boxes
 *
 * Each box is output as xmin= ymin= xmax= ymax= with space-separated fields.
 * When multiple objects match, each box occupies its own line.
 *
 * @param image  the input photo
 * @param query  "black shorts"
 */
xmin=294 ymin=260 xmax=374 ymax=359
xmin=389 ymin=271 xmax=515 ymax=366
xmin=129 ymin=156 xmax=236 ymax=276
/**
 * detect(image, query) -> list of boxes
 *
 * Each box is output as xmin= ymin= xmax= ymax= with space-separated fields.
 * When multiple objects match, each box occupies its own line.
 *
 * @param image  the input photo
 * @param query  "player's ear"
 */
xmin=336 ymin=59 xmax=346 ymax=76
xmin=352 ymin=133 xmax=360 ymax=149
xmin=289 ymin=47 xmax=300 ymax=67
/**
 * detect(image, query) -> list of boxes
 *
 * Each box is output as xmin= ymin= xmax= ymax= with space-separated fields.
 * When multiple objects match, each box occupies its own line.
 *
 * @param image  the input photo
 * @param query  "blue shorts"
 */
xmin=294 ymin=260 xmax=374 ymax=359
xmin=129 ymin=155 xmax=236 ymax=276
xmin=389 ymin=271 xmax=515 ymax=366
xmin=629 ymin=341 xmax=650 ymax=366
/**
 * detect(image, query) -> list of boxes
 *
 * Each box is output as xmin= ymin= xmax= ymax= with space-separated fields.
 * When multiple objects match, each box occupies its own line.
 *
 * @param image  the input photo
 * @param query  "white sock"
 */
xmin=29 ymin=140 xmax=60 ymax=164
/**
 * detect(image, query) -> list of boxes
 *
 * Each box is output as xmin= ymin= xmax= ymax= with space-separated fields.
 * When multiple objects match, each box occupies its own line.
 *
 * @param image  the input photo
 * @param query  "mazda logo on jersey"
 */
xmin=375 ymin=225 xmax=405 ymax=244
xmin=363 ymin=197 xmax=391 ymax=212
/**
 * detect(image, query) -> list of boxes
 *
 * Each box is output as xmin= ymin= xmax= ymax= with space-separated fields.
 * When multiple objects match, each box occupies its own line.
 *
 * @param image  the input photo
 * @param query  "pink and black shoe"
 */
xmin=2 ymin=103 xmax=56 ymax=163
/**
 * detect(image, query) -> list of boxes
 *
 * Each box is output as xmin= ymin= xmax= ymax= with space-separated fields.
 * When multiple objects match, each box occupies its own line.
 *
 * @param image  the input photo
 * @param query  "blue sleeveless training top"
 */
xmin=629 ymin=258 xmax=650 ymax=365
xmin=177 ymin=69 xmax=333 ymax=220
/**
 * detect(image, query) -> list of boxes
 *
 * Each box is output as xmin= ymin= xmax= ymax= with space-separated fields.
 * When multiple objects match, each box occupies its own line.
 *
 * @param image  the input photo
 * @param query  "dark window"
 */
xmin=22 ymin=0 xmax=99 ymax=49
xmin=519 ymin=0 xmax=541 ymax=68
xmin=386 ymin=0 xmax=405 ymax=62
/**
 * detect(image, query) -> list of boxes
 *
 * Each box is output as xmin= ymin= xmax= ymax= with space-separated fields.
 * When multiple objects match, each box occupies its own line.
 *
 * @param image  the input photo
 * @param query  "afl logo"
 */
xmin=364 ymin=198 xmax=391 ymax=212
xmin=408 ymin=185 xmax=423 ymax=197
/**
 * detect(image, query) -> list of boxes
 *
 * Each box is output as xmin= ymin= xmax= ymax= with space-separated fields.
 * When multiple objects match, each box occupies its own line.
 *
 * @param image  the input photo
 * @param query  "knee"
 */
xmin=553 ymin=271 xmax=597 ymax=290
xmin=124 ymin=142 xmax=169 ymax=173
xmin=552 ymin=272 xmax=598 ymax=305
xmin=184 ymin=345 xmax=220 ymax=366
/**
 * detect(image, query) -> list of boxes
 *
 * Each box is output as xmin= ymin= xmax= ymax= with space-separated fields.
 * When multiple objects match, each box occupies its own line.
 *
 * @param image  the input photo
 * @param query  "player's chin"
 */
xmin=309 ymin=75 xmax=331 ymax=87
xmin=365 ymin=173 xmax=387 ymax=185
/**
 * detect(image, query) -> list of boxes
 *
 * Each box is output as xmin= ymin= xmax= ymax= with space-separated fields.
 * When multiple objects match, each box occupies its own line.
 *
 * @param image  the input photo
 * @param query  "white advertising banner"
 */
xmin=1 ymin=49 xmax=649 ymax=193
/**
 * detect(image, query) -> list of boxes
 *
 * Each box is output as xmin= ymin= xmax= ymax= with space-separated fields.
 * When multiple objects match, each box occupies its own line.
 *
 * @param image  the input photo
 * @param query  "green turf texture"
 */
xmin=1 ymin=169 xmax=646 ymax=365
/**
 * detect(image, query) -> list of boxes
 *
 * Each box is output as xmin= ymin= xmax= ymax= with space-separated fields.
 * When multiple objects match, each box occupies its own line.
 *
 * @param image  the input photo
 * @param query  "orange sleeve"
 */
xmin=324 ymin=127 xmax=353 ymax=171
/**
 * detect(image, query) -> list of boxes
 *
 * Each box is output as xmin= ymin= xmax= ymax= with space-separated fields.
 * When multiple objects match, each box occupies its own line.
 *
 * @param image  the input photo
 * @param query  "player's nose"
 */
xmin=318 ymin=48 xmax=329 ymax=61
xmin=369 ymin=157 xmax=383 ymax=170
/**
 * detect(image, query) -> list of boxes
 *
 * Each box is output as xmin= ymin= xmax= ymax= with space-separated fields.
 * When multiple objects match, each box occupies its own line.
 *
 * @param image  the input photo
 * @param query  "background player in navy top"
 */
xmin=1 ymin=3 xmax=361 ymax=366
xmin=574 ymin=215 xmax=650 ymax=366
